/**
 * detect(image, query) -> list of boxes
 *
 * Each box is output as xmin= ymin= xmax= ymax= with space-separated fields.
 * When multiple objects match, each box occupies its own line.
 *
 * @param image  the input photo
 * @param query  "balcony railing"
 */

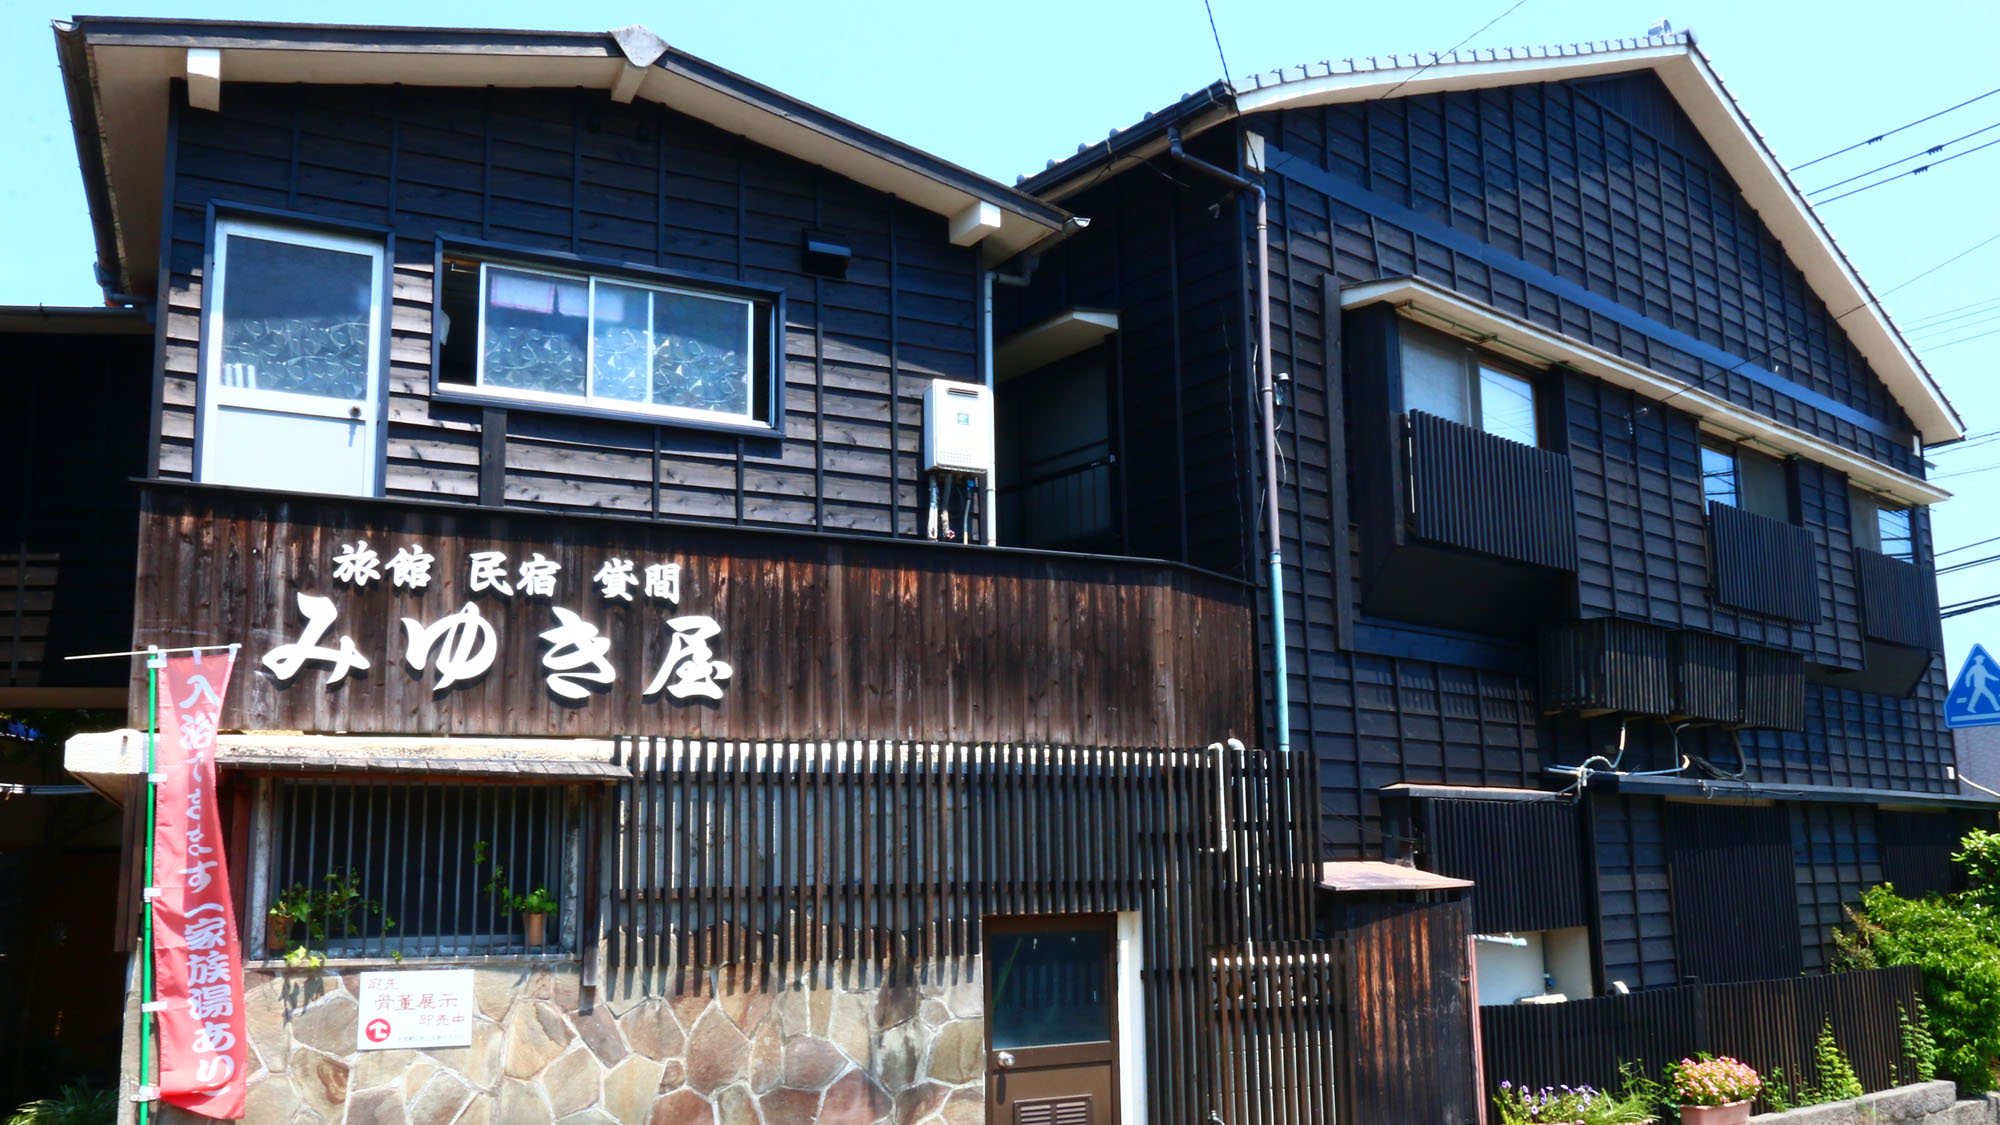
xmin=1406 ymin=411 xmax=1576 ymax=571
xmin=1855 ymin=548 xmax=1943 ymax=651
xmin=1708 ymin=501 xmax=1820 ymax=623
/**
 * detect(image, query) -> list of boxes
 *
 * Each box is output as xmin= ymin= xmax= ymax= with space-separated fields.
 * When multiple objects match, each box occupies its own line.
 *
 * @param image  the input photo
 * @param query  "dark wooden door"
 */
xmin=985 ymin=915 xmax=1118 ymax=1125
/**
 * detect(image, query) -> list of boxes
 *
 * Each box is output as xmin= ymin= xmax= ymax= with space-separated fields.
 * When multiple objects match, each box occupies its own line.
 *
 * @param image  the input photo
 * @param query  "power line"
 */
xmin=1905 ymin=296 xmax=2000 ymax=328
xmin=1816 ymin=135 xmax=2000 ymax=205
xmin=1832 ymin=230 xmax=2000 ymax=322
xmin=1927 ymin=324 xmax=2000 ymax=352
xmin=1808 ymin=118 xmax=2000 ymax=195
xmin=1793 ymin=84 xmax=2000 ymax=171
xmin=1938 ymin=534 xmax=2000 ymax=558
xmin=1943 ymin=595 xmax=2000 ymax=620
xmin=1908 ymin=307 xmax=2000 ymax=337
xmin=1200 ymin=0 xmax=1233 ymax=85
xmin=1375 ymin=0 xmax=1530 ymax=102
xmin=1932 ymin=460 xmax=2000 ymax=481
xmin=1938 ymin=552 xmax=2000 ymax=577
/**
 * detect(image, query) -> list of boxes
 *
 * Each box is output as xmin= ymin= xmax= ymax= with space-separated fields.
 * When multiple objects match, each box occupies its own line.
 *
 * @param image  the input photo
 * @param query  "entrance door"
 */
xmin=985 ymin=915 xmax=1118 ymax=1125
xmin=199 ymin=217 xmax=384 ymax=496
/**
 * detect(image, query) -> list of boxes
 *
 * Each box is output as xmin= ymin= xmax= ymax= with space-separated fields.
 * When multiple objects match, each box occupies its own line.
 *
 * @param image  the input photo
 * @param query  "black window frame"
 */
xmin=430 ymin=236 xmax=786 ymax=438
xmin=1851 ymin=488 xmax=1916 ymax=562
xmin=1699 ymin=436 xmax=1792 ymax=524
xmin=1395 ymin=321 xmax=1547 ymax=450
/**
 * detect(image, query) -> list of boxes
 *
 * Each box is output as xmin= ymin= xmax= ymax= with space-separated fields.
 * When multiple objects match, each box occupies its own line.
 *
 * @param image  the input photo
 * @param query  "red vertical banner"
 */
xmin=151 ymin=650 xmax=246 ymax=1119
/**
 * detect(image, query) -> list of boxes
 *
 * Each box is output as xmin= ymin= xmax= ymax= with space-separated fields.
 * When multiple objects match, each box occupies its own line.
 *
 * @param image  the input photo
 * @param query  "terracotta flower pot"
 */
xmin=522 ymin=912 xmax=547 ymax=948
xmin=1681 ymin=1101 xmax=1752 ymax=1125
xmin=267 ymin=913 xmax=293 ymax=954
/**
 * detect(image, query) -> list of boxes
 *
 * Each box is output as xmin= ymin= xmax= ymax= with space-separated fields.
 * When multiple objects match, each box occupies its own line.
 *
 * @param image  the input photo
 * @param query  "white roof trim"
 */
xmin=1222 ymin=43 xmax=1961 ymax=445
xmin=1343 ymin=276 xmax=1949 ymax=507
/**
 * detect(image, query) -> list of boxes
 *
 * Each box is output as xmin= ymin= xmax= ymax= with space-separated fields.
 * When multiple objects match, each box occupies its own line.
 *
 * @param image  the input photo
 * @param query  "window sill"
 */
xmin=245 ymin=951 xmax=578 ymax=971
xmin=432 ymin=382 xmax=780 ymax=440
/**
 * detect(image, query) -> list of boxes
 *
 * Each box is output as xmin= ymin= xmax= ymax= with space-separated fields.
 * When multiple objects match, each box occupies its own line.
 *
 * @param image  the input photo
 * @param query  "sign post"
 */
xmin=1947 ymin=643 xmax=2000 ymax=730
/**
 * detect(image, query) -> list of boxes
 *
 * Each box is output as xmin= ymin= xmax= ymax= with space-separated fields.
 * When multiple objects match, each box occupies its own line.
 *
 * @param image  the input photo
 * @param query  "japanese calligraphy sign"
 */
xmin=152 ymin=649 xmax=247 ymax=1119
xmin=134 ymin=487 xmax=1258 ymax=745
xmin=246 ymin=522 xmax=730 ymax=732
xmin=356 ymin=970 xmax=475 ymax=1050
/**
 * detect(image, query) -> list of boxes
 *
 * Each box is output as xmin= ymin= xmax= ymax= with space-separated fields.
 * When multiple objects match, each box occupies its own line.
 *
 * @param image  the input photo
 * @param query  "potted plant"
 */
xmin=507 ymin=886 xmax=559 ymax=948
xmin=1670 ymin=1056 xmax=1761 ymax=1124
xmin=474 ymin=841 xmax=557 ymax=947
xmin=267 ymin=869 xmax=394 ymax=965
xmin=267 ymin=885 xmax=303 ymax=954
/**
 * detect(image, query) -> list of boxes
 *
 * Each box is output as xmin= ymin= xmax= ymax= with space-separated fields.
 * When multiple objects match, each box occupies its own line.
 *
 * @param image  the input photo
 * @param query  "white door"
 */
xmin=199 ymin=218 xmax=385 ymax=495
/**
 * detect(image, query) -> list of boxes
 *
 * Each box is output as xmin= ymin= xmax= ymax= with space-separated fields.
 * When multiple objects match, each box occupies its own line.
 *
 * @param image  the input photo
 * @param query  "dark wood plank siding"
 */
xmin=132 ymin=483 xmax=1254 ymax=744
xmin=1421 ymin=798 xmax=1590 ymax=933
xmin=1790 ymin=802 xmax=1882 ymax=974
xmin=0 ymin=326 xmax=152 ymax=687
xmin=1592 ymin=794 xmax=1677 ymax=990
xmin=163 ymin=84 xmax=982 ymax=537
xmin=994 ymin=129 xmax=1253 ymax=578
xmin=1667 ymin=802 xmax=1801 ymax=983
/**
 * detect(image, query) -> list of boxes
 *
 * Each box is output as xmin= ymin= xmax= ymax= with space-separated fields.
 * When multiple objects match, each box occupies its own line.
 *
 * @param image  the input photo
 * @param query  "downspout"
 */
xmin=981 ymin=269 xmax=997 ymax=544
xmin=1168 ymin=128 xmax=1287 ymax=760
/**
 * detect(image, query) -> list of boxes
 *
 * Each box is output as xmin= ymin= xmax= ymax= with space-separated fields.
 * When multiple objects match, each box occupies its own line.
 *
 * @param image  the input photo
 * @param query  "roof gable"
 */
xmin=1024 ymin=34 xmax=1962 ymax=446
xmin=56 ymin=17 xmax=1070 ymax=299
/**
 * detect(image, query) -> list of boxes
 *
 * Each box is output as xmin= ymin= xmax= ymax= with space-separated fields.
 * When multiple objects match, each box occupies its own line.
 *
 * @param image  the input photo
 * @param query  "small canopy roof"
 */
xmin=1320 ymin=860 xmax=1472 ymax=894
xmin=55 ymin=17 xmax=1072 ymax=298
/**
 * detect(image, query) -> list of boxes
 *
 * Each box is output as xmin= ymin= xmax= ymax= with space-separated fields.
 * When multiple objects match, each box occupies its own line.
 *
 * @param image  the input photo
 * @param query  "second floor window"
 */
xmin=1700 ymin=439 xmax=1790 ymax=522
xmin=437 ymin=248 xmax=779 ymax=433
xmin=1400 ymin=324 xmax=1540 ymax=447
xmin=1851 ymin=490 xmax=1915 ymax=562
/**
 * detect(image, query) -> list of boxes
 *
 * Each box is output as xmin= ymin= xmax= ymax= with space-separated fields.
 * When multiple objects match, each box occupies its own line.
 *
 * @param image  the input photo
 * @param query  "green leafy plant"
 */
xmin=1760 ymin=1066 xmax=1800 ymax=1112
xmin=1900 ymin=1001 xmax=1941 ymax=1084
xmin=473 ymin=841 xmax=556 ymax=917
xmin=1670 ymin=1055 xmax=1760 ymax=1107
xmin=269 ymin=868 xmax=394 ymax=966
xmin=1953 ymin=829 xmax=2000 ymax=908
xmin=1811 ymin=1018 xmax=1863 ymax=1102
xmin=1832 ymin=884 xmax=2000 ymax=1093
xmin=1492 ymin=1064 xmax=1659 ymax=1124
xmin=6 ymin=1084 xmax=116 ymax=1125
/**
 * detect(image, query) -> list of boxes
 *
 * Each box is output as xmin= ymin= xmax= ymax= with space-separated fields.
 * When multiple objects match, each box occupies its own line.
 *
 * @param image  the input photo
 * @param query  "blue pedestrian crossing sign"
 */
xmin=1947 ymin=644 xmax=2000 ymax=729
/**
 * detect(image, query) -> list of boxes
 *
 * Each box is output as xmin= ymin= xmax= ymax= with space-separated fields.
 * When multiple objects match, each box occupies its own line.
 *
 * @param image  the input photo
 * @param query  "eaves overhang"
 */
xmin=1022 ymin=34 xmax=1963 ymax=446
xmin=1344 ymin=276 xmax=1949 ymax=507
xmin=55 ymin=16 xmax=1071 ymax=299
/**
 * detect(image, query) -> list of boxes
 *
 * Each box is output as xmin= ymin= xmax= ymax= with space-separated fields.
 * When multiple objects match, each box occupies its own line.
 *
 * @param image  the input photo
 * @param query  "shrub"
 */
xmin=6 ymin=1085 xmax=115 ymax=1125
xmin=1834 ymin=884 xmax=2000 ymax=1093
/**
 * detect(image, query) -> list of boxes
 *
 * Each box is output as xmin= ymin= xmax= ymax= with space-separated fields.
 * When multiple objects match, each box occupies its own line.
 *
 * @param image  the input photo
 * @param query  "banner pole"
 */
xmin=139 ymin=645 xmax=161 ymax=1125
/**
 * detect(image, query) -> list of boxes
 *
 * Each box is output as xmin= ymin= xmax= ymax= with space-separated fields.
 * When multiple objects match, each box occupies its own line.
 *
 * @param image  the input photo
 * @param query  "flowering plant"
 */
xmin=1494 ymin=1080 xmax=1656 ymax=1124
xmin=1670 ymin=1055 xmax=1761 ymax=1107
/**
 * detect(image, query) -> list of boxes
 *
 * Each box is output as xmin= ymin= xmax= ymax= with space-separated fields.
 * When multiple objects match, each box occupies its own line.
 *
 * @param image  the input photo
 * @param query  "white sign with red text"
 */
xmin=356 ymin=969 xmax=475 ymax=1051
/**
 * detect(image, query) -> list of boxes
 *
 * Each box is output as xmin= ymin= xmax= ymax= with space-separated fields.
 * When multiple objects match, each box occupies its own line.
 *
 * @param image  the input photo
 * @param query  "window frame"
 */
xmin=1699 ymin=437 xmax=1793 ymax=524
xmin=1852 ymin=488 xmax=1916 ymax=562
xmin=196 ymin=204 xmax=394 ymax=496
xmin=1396 ymin=321 xmax=1545 ymax=449
xmin=244 ymin=775 xmax=586 ymax=967
xmin=431 ymin=236 xmax=786 ymax=437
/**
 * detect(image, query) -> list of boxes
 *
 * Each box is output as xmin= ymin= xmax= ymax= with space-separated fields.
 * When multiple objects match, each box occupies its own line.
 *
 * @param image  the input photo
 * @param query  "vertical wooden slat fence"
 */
xmin=606 ymin=737 xmax=1321 ymax=1124
xmin=1481 ymin=965 xmax=1925 ymax=1119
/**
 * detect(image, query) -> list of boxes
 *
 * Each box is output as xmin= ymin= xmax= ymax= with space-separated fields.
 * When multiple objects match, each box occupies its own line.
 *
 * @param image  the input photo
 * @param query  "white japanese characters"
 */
xmin=262 ymin=593 xmax=371 ymax=684
xmin=386 ymin=543 xmax=435 ymax=589
xmin=401 ymin=602 xmax=499 ymax=693
xmin=259 ymin=542 xmax=722 ymax=704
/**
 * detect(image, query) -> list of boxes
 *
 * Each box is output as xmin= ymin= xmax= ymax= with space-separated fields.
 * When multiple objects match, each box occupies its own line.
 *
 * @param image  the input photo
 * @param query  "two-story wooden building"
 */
xmin=37 ymin=17 xmax=1346 ymax=1125
xmin=999 ymin=27 xmax=1991 ymax=1025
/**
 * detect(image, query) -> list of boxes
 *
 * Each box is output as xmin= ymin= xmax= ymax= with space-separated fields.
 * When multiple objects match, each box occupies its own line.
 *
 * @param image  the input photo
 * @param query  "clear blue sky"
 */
xmin=4 ymin=0 xmax=1996 ymax=673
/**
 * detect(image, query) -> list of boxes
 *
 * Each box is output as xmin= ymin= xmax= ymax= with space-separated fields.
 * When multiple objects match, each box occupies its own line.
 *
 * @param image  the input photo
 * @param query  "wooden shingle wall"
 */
xmin=161 ymin=84 xmax=982 ymax=536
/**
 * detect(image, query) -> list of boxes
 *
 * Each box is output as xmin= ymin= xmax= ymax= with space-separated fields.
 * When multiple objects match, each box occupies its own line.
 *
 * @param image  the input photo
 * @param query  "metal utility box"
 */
xmin=922 ymin=380 xmax=993 ymax=475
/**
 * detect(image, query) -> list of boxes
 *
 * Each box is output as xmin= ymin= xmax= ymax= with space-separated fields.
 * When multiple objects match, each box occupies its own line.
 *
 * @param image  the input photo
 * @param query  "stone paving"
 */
xmin=156 ymin=959 xmax=988 ymax=1124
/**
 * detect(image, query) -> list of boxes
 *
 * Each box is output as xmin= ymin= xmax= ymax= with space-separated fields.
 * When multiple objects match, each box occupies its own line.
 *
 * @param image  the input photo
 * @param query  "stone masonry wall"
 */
xmin=138 ymin=958 xmax=988 ymax=1124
